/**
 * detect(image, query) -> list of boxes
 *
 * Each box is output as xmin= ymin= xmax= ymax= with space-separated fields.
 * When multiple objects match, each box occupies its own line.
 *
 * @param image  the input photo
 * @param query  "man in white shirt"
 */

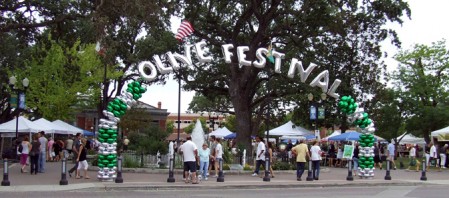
xmin=252 ymin=136 xmax=265 ymax=177
xmin=180 ymin=136 xmax=199 ymax=184
xmin=387 ymin=141 xmax=397 ymax=170
xmin=213 ymin=138 xmax=223 ymax=177
xmin=428 ymin=143 xmax=437 ymax=169
xmin=38 ymin=131 xmax=48 ymax=173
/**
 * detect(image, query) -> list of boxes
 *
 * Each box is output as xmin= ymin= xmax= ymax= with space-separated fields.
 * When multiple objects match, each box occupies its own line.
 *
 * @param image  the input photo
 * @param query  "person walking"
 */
xmin=214 ymin=138 xmax=223 ymax=178
xmin=310 ymin=140 xmax=322 ymax=180
xmin=208 ymin=135 xmax=217 ymax=177
xmin=179 ymin=136 xmax=199 ymax=184
xmin=292 ymin=139 xmax=310 ymax=181
xmin=252 ymin=136 xmax=265 ymax=177
xmin=47 ymin=137 xmax=54 ymax=162
xmin=328 ymin=142 xmax=336 ymax=167
xmin=267 ymin=142 xmax=275 ymax=178
xmin=440 ymin=144 xmax=448 ymax=169
xmin=30 ymin=134 xmax=41 ymax=175
xmin=65 ymin=135 xmax=74 ymax=159
xmin=19 ymin=137 xmax=31 ymax=173
xmin=123 ymin=136 xmax=130 ymax=151
xmin=76 ymin=138 xmax=90 ymax=179
xmin=353 ymin=143 xmax=360 ymax=176
xmin=374 ymin=143 xmax=382 ymax=170
xmin=387 ymin=140 xmax=397 ymax=170
xmin=407 ymin=144 xmax=420 ymax=172
xmin=198 ymin=143 xmax=211 ymax=181
xmin=38 ymin=131 xmax=47 ymax=173
xmin=68 ymin=133 xmax=82 ymax=177
xmin=428 ymin=143 xmax=437 ymax=170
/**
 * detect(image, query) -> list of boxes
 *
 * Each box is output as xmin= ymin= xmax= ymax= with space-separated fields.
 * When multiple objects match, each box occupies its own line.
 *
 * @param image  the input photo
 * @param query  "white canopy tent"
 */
xmin=34 ymin=118 xmax=73 ymax=135
xmin=209 ymin=126 xmax=233 ymax=138
xmin=431 ymin=126 xmax=449 ymax=141
xmin=322 ymin=130 xmax=341 ymax=141
xmin=264 ymin=121 xmax=313 ymax=136
xmin=397 ymin=132 xmax=426 ymax=145
xmin=0 ymin=116 xmax=49 ymax=134
xmin=52 ymin=120 xmax=82 ymax=135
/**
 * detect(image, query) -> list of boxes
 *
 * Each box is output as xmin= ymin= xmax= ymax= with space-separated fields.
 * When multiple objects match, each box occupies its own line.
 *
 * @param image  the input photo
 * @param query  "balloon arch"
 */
xmin=96 ymin=41 xmax=377 ymax=180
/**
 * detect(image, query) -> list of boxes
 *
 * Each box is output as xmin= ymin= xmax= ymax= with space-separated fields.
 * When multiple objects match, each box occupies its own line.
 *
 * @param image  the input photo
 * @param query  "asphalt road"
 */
xmin=1 ymin=185 xmax=448 ymax=198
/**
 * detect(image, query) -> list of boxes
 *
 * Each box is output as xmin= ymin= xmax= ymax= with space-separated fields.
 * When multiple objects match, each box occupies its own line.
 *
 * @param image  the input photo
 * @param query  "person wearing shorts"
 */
xmin=180 ymin=136 xmax=198 ymax=184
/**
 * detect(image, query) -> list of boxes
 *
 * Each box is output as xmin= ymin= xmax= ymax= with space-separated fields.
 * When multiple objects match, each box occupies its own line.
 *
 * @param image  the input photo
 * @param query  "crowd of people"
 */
xmin=16 ymin=132 xmax=100 ymax=179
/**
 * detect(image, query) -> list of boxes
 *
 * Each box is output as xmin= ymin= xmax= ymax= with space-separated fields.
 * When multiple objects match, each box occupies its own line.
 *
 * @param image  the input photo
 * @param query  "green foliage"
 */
xmin=166 ymin=120 xmax=175 ymax=134
xmin=123 ymin=155 xmax=140 ymax=168
xmin=272 ymin=161 xmax=295 ymax=170
xmin=243 ymin=164 xmax=252 ymax=171
xmin=387 ymin=40 xmax=449 ymax=142
xmin=128 ymin=125 xmax=170 ymax=156
xmin=223 ymin=164 xmax=230 ymax=170
xmin=20 ymin=38 xmax=121 ymax=120
xmin=180 ymin=0 xmax=411 ymax=151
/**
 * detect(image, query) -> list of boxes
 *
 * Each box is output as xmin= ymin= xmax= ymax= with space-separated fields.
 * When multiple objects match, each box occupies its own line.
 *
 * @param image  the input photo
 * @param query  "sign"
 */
xmin=10 ymin=93 xmax=17 ymax=108
xmin=314 ymin=130 xmax=320 ymax=140
xmin=343 ymin=145 xmax=354 ymax=159
xmin=310 ymin=105 xmax=317 ymax=120
xmin=19 ymin=93 xmax=26 ymax=109
xmin=318 ymin=107 xmax=325 ymax=120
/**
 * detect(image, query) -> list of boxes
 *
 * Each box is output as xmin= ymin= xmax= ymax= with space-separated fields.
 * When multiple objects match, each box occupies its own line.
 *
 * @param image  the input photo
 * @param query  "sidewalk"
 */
xmin=1 ymin=161 xmax=448 ymax=192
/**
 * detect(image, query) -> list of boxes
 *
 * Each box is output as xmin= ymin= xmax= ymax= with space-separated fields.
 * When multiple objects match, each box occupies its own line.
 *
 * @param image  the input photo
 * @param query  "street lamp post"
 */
xmin=9 ymin=76 xmax=30 ymax=141
xmin=308 ymin=93 xmax=327 ymax=140
xmin=208 ymin=112 xmax=219 ymax=132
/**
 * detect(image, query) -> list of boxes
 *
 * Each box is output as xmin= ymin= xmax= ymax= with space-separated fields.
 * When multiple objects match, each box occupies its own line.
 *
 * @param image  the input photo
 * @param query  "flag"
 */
xmin=267 ymin=41 xmax=275 ymax=64
xmin=175 ymin=20 xmax=194 ymax=41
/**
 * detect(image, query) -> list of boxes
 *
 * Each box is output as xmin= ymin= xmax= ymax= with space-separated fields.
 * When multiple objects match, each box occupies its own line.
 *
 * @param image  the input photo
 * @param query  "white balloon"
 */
xmin=221 ymin=44 xmax=234 ymax=63
xmin=287 ymin=58 xmax=317 ymax=82
xmin=153 ymin=55 xmax=173 ymax=74
xmin=327 ymin=79 xmax=341 ymax=99
xmin=138 ymin=61 xmax=158 ymax=82
xmin=272 ymin=50 xmax=285 ymax=74
xmin=237 ymin=46 xmax=252 ymax=66
xmin=253 ymin=48 xmax=268 ymax=68
xmin=195 ymin=40 xmax=213 ymax=63
xmin=309 ymin=70 xmax=330 ymax=94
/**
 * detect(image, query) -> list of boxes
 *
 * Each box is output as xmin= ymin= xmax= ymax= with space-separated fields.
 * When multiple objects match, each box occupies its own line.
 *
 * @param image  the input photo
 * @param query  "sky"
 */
xmin=139 ymin=0 xmax=449 ymax=114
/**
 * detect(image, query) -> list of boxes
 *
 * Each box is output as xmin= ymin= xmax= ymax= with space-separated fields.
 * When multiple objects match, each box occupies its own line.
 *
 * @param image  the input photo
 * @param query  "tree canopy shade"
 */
xmin=389 ymin=40 xmax=449 ymax=143
xmin=179 ymin=0 xmax=410 ymax=150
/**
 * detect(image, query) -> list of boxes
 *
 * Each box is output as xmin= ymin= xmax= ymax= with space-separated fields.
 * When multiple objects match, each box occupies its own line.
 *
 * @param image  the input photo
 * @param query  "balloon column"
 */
xmin=96 ymin=80 xmax=146 ymax=180
xmin=338 ymin=95 xmax=376 ymax=178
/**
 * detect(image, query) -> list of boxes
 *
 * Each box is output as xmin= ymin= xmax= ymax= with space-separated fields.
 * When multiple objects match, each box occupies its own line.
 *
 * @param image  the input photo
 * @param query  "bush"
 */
xmin=123 ymin=155 xmax=140 ymax=168
xmin=243 ymin=164 xmax=252 ymax=171
xmin=223 ymin=164 xmax=230 ymax=170
xmin=273 ymin=161 xmax=295 ymax=170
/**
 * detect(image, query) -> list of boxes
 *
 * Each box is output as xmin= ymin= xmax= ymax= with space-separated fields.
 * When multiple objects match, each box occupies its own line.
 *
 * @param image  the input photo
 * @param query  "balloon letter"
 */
xmin=195 ymin=40 xmax=213 ymax=63
xmin=287 ymin=58 xmax=317 ymax=82
xmin=327 ymin=79 xmax=342 ymax=99
xmin=138 ymin=61 xmax=158 ymax=81
xmin=309 ymin=70 xmax=329 ymax=93
xmin=153 ymin=55 xmax=173 ymax=74
xmin=272 ymin=51 xmax=285 ymax=74
xmin=222 ymin=44 xmax=234 ymax=63
xmin=253 ymin=48 xmax=268 ymax=68
xmin=237 ymin=46 xmax=252 ymax=66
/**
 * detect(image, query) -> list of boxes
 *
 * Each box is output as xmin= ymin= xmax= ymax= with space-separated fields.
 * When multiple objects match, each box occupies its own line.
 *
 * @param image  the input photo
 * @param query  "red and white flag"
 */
xmin=175 ymin=20 xmax=194 ymax=41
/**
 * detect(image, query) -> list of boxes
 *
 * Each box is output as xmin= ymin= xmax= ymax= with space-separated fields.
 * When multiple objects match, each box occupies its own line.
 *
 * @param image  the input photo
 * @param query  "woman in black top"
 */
xmin=374 ymin=143 xmax=382 ymax=169
xmin=328 ymin=143 xmax=336 ymax=167
xmin=353 ymin=143 xmax=359 ymax=176
xmin=30 ymin=134 xmax=41 ymax=175
xmin=76 ymin=138 xmax=90 ymax=179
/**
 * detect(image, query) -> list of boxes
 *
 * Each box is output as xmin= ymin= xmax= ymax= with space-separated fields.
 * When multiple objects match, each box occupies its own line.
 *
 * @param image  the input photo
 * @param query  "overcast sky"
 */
xmin=139 ymin=0 xmax=449 ymax=113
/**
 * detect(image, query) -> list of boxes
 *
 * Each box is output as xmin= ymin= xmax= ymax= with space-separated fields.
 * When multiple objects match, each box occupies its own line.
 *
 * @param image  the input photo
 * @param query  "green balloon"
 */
xmin=133 ymin=81 xmax=141 ymax=87
xmin=111 ymin=134 xmax=117 ymax=139
xmin=98 ymin=155 xmax=105 ymax=160
xmin=107 ymin=155 xmax=115 ymax=160
xmin=98 ymin=163 xmax=105 ymax=168
xmin=126 ymin=87 xmax=133 ymax=93
xmin=102 ymin=159 xmax=109 ymax=164
xmin=341 ymin=96 xmax=348 ymax=101
xmin=98 ymin=137 xmax=105 ymax=143
xmin=101 ymin=133 xmax=110 ymax=139
xmin=107 ymin=138 xmax=115 ymax=144
xmin=108 ymin=163 xmax=115 ymax=168
xmin=139 ymin=87 xmax=146 ymax=93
